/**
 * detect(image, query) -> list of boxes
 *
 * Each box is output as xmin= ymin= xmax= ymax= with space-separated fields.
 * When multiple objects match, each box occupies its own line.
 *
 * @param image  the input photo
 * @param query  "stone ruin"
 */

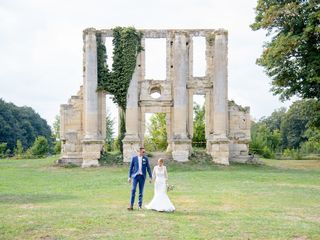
xmin=59 ymin=28 xmax=251 ymax=167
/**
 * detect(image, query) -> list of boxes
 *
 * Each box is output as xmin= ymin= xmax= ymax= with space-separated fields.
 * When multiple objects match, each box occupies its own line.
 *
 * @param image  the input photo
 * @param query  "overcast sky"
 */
xmin=0 ymin=0 xmax=293 ymax=127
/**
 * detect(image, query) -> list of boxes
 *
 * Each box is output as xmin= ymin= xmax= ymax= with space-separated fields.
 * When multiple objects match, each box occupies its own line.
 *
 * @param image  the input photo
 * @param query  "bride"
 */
xmin=145 ymin=158 xmax=175 ymax=212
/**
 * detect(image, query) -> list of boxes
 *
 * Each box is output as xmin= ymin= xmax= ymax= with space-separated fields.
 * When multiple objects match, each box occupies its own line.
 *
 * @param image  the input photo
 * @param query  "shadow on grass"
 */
xmin=0 ymin=193 xmax=76 ymax=204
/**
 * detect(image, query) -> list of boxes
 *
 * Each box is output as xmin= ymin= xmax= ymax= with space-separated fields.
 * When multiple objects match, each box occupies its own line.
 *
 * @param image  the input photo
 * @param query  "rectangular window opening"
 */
xmin=145 ymin=38 xmax=166 ymax=80
xmin=192 ymin=37 xmax=206 ymax=77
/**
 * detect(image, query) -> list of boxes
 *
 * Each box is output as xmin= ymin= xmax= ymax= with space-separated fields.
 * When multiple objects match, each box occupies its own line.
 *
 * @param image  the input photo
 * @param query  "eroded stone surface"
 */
xmin=59 ymin=28 xmax=251 ymax=166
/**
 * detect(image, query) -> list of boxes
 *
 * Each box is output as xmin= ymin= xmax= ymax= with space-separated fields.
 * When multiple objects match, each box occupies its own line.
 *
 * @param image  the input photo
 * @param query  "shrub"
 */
xmin=29 ymin=136 xmax=49 ymax=158
xmin=0 ymin=142 xmax=7 ymax=158
xmin=282 ymin=148 xmax=302 ymax=160
xmin=261 ymin=146 xmax=274 ymax=159
xmin=300 ymin=140 xmax=320 ymax=154
xmin=54 ymin=140 xmax=61 ymax=154
xmin=99 ymin=151 xmax=122 ymax=165
xmin=13 ymin=140 xmax=24 ymax=159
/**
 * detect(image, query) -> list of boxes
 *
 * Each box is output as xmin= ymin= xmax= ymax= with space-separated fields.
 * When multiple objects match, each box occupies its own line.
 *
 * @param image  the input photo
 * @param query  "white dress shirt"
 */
xmin=138 ymin=156 xmax=143 ymax=175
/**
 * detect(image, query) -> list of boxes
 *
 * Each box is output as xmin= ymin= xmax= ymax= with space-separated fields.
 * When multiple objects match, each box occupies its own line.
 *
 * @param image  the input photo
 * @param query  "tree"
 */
xmin=280 ymin=99 xmax=319 ymax=149
xmin=0 ymin=99 xmax=52 ymax=151
xmin=52 ymin=115 xmax=60 ymax=140
xmin=105 ymin=112 xmax=115 ymax=151
xmin=251 ymin=0 xmax=320 ymax=100
xmin=14 ymin=140 xmax=24 ymax=158
xmin=300 ymin=127 xmax=320 ymax=154
xmin=51 ymin=115 xmax=61 ymax=154
xmin=192 ymin=103 xmax=206 ymax=148
xmin=146 ymin=113 xmax=168 ymax=151
xmin=96 ymin=27 xmax=143 ymax=153
xmin=250 ymin=99 xmax=320 ymax=158
xmin=28 ymin=136 xmax=49 ymax=158
xmin=260 ymin=107 xmax=286 ymax=131
xmin=250 ymin=122 xmax=278 ymax=158
xmin=0 ymin=143 xmax=7 ymax=158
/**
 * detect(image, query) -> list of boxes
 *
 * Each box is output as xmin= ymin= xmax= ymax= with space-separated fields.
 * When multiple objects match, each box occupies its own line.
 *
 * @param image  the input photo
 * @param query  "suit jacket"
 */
xmin=128 ymin=155 xmax=152 ymax=179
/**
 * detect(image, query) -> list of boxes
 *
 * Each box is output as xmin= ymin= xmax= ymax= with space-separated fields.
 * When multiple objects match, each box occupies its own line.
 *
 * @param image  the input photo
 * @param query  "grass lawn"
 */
xmin=0 ymin=156 xmax=319 ymax=240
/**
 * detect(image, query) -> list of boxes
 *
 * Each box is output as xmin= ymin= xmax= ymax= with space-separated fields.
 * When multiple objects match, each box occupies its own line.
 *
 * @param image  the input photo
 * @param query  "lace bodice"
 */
xmin=152 ymin=166 xmax=168 ymax=181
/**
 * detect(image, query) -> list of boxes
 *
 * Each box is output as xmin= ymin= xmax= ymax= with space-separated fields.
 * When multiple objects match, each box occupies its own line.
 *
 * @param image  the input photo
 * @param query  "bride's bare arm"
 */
xmin=164 ymin=166 xmax=168 ymax=182
xmin=152 ymin=167 xmax=156 ymax=181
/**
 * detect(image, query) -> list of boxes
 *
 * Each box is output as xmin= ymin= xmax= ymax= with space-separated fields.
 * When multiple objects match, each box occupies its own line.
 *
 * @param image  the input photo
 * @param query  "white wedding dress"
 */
xmin=145 ymin=165 xmax=175 ymax=212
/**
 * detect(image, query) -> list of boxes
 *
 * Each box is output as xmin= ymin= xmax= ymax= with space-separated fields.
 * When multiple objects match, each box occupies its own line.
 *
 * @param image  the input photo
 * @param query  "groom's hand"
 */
xmin=128 ymin=177 xmax=132 ymax=184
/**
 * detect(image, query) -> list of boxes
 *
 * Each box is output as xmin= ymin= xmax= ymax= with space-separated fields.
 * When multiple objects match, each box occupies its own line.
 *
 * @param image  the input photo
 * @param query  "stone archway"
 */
xmin=59 ymin=28 xmax=251 ymax=167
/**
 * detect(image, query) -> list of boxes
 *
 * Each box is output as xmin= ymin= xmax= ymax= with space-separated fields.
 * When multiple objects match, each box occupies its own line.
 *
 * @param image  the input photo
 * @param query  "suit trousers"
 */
xmin=130 ymin=174 xmax=145 ymax=207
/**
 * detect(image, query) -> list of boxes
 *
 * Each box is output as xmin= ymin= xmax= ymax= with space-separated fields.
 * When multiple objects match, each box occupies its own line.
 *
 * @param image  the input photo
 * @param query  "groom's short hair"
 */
xmin=139 ymin=147 xmax=145 ymax=150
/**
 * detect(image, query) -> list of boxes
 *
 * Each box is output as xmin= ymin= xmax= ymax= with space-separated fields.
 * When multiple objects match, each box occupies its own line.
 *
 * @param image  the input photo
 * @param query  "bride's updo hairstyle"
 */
xmin=158 ymin=158 xmax=164 ymax=165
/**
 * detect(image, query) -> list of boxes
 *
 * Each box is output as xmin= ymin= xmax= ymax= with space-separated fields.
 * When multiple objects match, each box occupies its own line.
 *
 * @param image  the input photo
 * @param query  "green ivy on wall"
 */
xmin=96 ymin=27 xmax=143 ymax=153
xmin=97 ymin=26 xmax=143 ymax=111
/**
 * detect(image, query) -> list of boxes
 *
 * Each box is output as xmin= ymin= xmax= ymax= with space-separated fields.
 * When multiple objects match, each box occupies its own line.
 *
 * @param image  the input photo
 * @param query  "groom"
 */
xmin=128 ymin=147 xmax=152 ymax=210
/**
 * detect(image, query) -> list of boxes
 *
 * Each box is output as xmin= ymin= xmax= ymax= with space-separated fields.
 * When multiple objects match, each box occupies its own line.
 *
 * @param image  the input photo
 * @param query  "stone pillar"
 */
xmin=171 ymin=33 xmax=191 ymax=161
xmin=205 ymin=91 xmax=212 ymax=153
xmin=122 ymin=39 xmax=144 ymax=162
xmin=208 ymin=31 xmax=230 ymax=165
xmin=188 ymin=89 xmax=194 ymax=139
xmin=81 ymin=28 xmax=104 ymax=167
xmin=165 ymin=112 xmax=172 ymax=152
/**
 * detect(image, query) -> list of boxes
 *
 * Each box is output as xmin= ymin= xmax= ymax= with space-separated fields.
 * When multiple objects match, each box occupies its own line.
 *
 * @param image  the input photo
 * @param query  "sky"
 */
xmin=0 ymin=0 xmax=294 ymax=128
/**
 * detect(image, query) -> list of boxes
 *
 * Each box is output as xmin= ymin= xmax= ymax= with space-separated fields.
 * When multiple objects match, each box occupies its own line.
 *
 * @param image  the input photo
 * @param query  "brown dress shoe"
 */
xmin=127 ymin=207 xmax=133 ymax=211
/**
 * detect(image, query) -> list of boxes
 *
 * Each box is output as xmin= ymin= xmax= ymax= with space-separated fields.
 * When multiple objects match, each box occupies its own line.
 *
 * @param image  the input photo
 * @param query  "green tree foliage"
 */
xmin=52 ymin=115 xmax=60 ymax=140
xmin=96 ymin=27 xmax=143 ymax=153
xmin=97 ymin=27 xmax=143 ymax=110
xmin=192 ymin=103 xmax=206 ymax=148
xmin=28 ymin=136 xmax=49 ymax=158
xmin=145 ymin=113 xmax=168 ymax=152
xmin=251 ymin=0 xmax=320 ymax=100
xmin=260 ymin=107 xmax=286 ymax=131
xmin=54 ymin=141 xmax=61 ymax=154
xmin=0 ymin=143 xmax=8 ymax=158
xmin=14 ymin=140 xmax=23 ymax=158
xmin=300 ymin=127 xmax=320 ymax=154
xmin=250 ymin=122 xmax=279 ymax=158
xmin=281 ymin=99 xmax=320 ymax=148
xmin=250 ymin=99 xmax=320 ymax=158
xmin=105 ymin=112 xmax=115 ymax=152
xmin=0 ymin=99 xmax=52 ymax=152
xmin=51 ymin=115 xmax=61 ymax=154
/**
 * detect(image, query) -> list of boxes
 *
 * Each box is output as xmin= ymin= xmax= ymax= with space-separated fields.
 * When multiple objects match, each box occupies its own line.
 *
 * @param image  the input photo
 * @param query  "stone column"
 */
xmin=171 ymin=33 xmax=191 ymax=161
xmin=122 ymin=39 xmax=144 ymax=162
xmin=205 ymin=91 xmax=212 ymax=153
xmin=208 ymin=31 xmax=230 ymax=165
xmin=165 ymin=111 xmax=172 ymax=152
xmin=188 ymin=89 xmax=194 ymax=139
xmin=81 ymin=28 xmax=104 ymax=167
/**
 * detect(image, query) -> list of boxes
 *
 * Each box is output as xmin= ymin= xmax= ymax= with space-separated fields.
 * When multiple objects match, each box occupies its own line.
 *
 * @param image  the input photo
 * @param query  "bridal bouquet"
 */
xmin=167 ymin=184 xmax=174 ymax=192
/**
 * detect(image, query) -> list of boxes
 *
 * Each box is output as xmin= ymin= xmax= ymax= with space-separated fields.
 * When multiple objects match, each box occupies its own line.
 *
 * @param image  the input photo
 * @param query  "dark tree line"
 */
xmin=250 ymin=99 xmax=320 ymax=159
xmin=0 ymin=98 xmax=52 ymax=154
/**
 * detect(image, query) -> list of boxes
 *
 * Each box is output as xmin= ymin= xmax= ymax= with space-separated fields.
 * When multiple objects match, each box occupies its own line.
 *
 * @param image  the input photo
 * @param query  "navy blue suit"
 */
xmin=128 ymin=155 xmax=152 ymax=208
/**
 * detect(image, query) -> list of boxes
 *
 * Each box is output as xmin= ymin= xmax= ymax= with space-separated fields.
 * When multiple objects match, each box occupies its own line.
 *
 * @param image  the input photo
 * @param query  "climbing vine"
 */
xmin=97 ymin=26 xmax=143 ymax=110
xmin=97 ymin=27 xmax=143 ymax=153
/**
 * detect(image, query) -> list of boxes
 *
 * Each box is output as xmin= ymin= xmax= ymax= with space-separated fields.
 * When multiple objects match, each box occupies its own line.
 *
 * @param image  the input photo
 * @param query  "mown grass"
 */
xmin=0 ymin=156 xmax=319 ymax=239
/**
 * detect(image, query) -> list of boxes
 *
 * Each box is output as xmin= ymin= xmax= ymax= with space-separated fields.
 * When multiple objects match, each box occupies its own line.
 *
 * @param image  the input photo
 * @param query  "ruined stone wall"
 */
xmin=59 ymin=28 xmax=251 ymax=167
xmin=59 ymin=87 xmax=84 ymax=165
xmin=228 ymin=101 xmax=251 ymax=162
